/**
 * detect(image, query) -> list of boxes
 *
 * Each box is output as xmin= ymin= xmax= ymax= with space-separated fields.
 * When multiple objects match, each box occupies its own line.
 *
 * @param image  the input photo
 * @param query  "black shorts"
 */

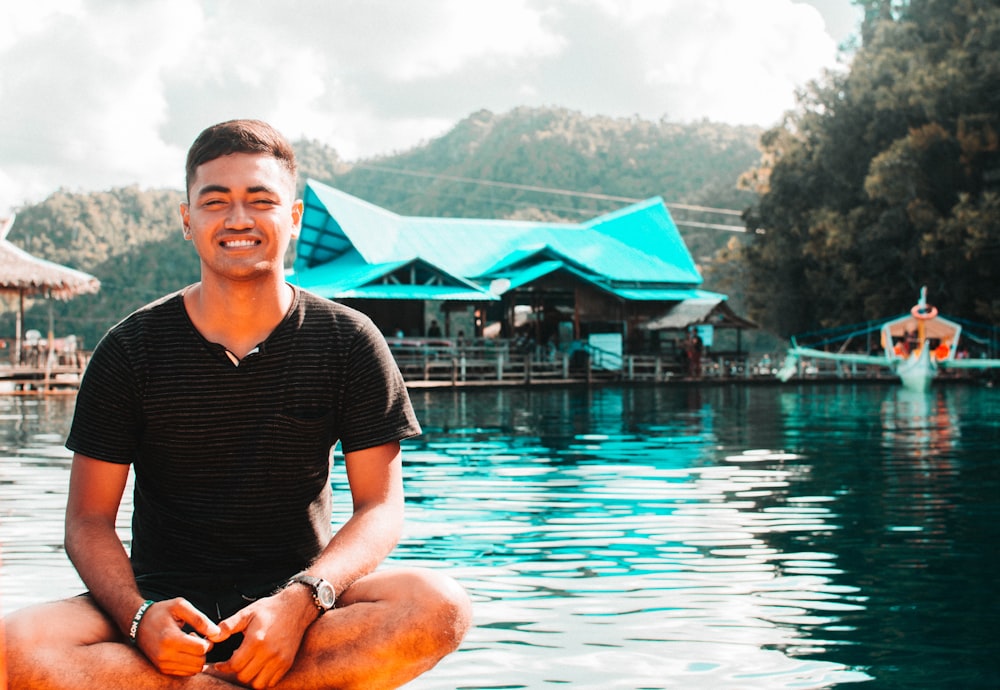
xmin=135 ymin=571 xmax=291 ymax=663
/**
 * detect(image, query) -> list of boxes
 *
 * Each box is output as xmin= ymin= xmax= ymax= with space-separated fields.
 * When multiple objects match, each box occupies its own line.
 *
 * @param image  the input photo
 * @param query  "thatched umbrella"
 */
xmin=1 ymin=215 xmax=100 ymax=364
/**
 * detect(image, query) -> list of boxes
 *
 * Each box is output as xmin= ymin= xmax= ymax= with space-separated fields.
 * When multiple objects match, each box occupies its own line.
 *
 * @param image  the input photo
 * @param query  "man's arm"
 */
xmin=65 ymin=453 xmax=221 ymax=675
xmin=313 ymin=439 xmax=406 ymax=589
xmin=214 ymin=440 xmax=404 ymax=688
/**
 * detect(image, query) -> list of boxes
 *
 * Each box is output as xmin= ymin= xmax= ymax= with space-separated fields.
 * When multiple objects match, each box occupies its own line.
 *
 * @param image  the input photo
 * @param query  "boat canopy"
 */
xmin=882 ymin=314 xmax=960 ymax=341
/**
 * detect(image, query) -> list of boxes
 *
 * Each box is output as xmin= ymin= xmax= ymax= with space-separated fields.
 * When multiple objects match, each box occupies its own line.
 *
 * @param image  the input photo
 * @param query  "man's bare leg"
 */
xmin=259 ymin=567 xmax=472 ymax=690
xmin=4 ymin=597 xmax=241 ymax=690
xmin=6 ymin=568 xmax=470 ymax=690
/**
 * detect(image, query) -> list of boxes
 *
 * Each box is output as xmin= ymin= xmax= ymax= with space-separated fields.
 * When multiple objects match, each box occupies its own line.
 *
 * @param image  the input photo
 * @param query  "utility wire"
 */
xmin=670 ymin=219 xmax=749 ymax=232
xmin=351 ymin=162 xmax=749 ymax=230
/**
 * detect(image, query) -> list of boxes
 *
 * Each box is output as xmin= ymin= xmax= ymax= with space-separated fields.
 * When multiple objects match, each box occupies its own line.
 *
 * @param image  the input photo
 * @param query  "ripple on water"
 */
xmin=1 ymin=391 xmax=889 ymax=689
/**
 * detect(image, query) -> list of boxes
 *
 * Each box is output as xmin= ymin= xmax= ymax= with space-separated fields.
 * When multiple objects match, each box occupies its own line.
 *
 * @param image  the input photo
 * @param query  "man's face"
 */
xmin=180 ymin=152 xmax=302 ymax=283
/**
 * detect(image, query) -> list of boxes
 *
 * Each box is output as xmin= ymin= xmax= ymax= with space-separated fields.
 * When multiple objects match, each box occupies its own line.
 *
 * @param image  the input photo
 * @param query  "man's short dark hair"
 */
xmin=185 ymin=119 xmax=297 ymax=198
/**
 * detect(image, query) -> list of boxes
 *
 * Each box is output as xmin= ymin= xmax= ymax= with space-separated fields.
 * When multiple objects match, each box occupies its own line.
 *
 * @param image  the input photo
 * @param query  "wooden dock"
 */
xmin=0 ymin=363 xmax=86 ymax=394
xmin=388 ymin=341 xmax=769 ymax=388
xmin=7 ymin=341 xmax=984 ymax=395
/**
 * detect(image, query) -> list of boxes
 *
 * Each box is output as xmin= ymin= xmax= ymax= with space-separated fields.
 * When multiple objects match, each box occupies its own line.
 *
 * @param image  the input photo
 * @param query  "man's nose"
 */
xmin=227 ymin=203 xmax=255 ymax=229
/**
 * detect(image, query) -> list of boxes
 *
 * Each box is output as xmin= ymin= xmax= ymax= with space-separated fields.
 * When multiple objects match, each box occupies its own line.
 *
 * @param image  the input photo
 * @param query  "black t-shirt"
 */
xmin=66 ymin=287 xmax=420 ymax=577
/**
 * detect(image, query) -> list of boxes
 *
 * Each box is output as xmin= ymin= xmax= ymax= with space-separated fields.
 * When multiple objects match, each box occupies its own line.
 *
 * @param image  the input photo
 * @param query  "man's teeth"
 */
xmin=223 ymin=239 xmax=257 ymax=247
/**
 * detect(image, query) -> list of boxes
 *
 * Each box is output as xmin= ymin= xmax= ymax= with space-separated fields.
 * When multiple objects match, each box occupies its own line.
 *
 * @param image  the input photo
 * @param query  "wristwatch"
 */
xmin=287 ymin=573 xmax=336 ymax=616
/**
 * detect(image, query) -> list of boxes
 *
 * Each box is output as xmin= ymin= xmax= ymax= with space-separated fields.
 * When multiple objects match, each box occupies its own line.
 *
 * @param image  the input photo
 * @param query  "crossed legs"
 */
xmin=3 ymin=567 xmax=471 ymax=690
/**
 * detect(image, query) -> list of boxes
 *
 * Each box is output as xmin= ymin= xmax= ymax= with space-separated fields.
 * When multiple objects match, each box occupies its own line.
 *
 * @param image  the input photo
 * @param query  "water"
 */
xmin=2 ymin=383 xmax=999 ymax=689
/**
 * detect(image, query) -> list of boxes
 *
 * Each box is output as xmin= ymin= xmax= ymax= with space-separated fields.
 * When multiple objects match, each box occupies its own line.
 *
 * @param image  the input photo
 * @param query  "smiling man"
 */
xmin=2 ymin=119 xmax=471 ymax=689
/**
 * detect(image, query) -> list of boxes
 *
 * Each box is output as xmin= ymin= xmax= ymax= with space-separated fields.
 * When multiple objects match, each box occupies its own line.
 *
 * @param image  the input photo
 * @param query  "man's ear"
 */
xmin=180 ymin=203 xmax=192 ymax=240
xmin=290 ymin=199 xmax=304 ymax=240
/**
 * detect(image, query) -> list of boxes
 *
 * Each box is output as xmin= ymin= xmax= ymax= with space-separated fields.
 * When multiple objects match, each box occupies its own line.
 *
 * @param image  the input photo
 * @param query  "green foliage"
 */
xmin=3 ymin=108 xmax=762 ymax=349
xmin=10 ymin=186 xmax=186 ymax=273
xmin=4 ymin=186 xmax=198 ymax=347
xmin=744 ymin=0 xmax=1000 ymax=336
xmin=299 ymin=107 xmax=760 ymax=264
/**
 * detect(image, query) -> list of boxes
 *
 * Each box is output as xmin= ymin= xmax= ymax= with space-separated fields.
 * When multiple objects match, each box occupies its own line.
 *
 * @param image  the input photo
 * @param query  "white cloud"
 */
xmin=631 ymin=0 xmax=839 ymax=123
xmin=0 ymin=1 xmax=85 ymax=52
xmin=0 ymin=0 xmax=858 ymax=215
xmin=0 ymin=1 xmax=200 ymax=207
xmin=367 ymin=0 xmax=567 ymax=81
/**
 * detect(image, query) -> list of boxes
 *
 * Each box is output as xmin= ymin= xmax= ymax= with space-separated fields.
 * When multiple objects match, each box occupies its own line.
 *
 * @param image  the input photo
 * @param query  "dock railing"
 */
xmin=387 ymin=337 xmax=583 ymax=385
xmin=0 ymin=349 xmax=91 ymax=393
xmin=2 ymin=336 xmax=770 ymax=393
xmin=385 ymin=338 xmax=762 ymax=385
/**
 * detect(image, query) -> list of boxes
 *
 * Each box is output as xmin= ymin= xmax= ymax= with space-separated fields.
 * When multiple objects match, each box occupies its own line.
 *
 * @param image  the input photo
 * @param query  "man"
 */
xmin=3 ymin=120 xmax=471 ymax=689
xmin=684 ymin=328 xmax=703 ymax=378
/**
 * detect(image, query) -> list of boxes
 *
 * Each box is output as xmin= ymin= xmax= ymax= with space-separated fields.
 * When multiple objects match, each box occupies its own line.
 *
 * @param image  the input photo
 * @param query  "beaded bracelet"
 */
xmin=128 ymin=599 xmax=155 ymax=646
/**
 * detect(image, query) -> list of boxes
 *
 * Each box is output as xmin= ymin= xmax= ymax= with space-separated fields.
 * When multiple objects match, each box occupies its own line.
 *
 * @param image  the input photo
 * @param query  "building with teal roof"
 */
xmin=289 ymin=179 xmax=752 ymax=354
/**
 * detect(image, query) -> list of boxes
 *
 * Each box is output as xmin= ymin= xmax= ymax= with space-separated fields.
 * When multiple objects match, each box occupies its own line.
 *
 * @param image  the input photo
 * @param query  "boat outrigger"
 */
xmin=777 ymin=287 xmax=1000 ymax=391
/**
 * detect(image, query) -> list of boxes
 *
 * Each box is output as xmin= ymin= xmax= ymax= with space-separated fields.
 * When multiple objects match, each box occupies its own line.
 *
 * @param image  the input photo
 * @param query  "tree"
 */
xmin=741 ymin=0 xmax=1000 ymax=336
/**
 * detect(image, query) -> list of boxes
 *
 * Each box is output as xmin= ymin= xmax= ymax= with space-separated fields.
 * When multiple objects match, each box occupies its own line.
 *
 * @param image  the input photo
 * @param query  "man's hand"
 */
xmin=210 ymin=587 xmax=316 ymax=689
xmin=135 ymin=598 xmax=224 ymax=676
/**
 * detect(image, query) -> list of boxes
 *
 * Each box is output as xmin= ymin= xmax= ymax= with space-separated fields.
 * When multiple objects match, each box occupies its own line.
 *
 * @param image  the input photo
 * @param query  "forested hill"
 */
xmin=4 ymin=107 xmax=763 ymax=349
xmin=306 ymin=107 xmax=759 ymax=223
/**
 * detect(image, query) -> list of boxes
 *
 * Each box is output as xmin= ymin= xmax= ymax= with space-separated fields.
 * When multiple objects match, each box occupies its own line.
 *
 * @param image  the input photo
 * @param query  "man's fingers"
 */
xmin=215 ymin=653 xmax=288 ymax=690
xmin=215 ymin=607 xmax=251 ymax=640
xmin=134 ymin=600 xmax=218 ymax=676
xmin=167 ymin=598 xmax=223 ymax=641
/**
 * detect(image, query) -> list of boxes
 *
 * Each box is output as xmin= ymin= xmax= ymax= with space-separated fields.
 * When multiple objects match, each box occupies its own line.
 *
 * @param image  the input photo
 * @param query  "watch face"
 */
xmin=316 ymin=581 xmax=336 ymax=608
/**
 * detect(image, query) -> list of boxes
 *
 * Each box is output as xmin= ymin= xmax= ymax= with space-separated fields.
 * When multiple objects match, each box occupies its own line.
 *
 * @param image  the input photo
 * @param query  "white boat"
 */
xmin=777 ymin=287 xmax=1000 ymax=391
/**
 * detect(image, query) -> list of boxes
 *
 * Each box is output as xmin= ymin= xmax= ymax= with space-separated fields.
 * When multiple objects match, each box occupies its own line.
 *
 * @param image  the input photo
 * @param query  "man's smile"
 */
xmin=220 ymin=238 xmax=261 ymax=248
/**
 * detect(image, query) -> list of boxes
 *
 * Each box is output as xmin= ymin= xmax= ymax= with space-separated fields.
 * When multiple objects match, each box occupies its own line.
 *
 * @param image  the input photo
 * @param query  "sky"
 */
xmin=0 ymin=0 xmax=862 ymax=217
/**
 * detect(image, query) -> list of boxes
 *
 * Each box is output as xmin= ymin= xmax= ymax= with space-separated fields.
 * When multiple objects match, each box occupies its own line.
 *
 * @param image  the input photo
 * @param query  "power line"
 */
xmin=349 ymin=163 xmax=748 ymax=225
xmin=672 ymin=219 xmax=749 ymax=232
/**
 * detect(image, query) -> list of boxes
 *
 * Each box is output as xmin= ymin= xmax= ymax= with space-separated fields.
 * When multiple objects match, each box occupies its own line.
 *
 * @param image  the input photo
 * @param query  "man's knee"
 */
xmin=4 ymin=605 xmax=58 ymax=681
xmin=404 ymin=569 xmax=473 ymax=653
xmin=5 ymin=605 xmax=53 ymax=653
xmin=4 ymin=597 xmax=117 ymax=653
xmin=4 ymin=599 xmax=140 ymax=689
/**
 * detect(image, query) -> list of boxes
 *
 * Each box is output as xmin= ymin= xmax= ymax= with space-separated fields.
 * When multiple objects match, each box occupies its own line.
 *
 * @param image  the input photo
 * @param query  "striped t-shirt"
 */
xmin=66 ymin=286 xmax=421 ymax=577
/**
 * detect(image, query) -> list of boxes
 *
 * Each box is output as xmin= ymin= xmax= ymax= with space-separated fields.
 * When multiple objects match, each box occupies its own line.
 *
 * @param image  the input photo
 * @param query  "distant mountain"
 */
xmin=309 ymin=107 xmax=758 ymax=213
xmin=4 ymin=107 xmax=763 ymax=350
xmin=298 ymin=107 xmax=761 ymax=263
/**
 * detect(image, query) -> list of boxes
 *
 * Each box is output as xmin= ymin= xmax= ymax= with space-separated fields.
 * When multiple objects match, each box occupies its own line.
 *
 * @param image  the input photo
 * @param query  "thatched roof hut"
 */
xmin=1 ymin=216 xmax=100 ymax=364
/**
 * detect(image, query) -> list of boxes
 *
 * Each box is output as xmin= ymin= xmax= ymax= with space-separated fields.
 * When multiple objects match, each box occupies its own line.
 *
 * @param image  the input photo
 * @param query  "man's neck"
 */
xmin=184 ymin=278 xmax=294 ymax=360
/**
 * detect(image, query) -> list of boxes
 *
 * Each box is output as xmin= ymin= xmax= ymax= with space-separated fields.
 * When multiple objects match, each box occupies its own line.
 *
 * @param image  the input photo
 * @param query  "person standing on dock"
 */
xmin=684 ymin=327 xmax=704 ymax=378
xmin=3 ymin=119 xmax=471 ymax=689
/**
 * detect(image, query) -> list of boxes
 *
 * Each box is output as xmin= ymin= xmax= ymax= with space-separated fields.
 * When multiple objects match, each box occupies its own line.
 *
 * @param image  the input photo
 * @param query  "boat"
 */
xmin=777 ymin=287 xmax=1000 ymax=391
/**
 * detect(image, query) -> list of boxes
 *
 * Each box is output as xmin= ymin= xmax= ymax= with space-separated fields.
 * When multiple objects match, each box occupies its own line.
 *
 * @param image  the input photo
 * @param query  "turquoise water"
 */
xmin=2 ymin=384 xmax=999 ymax=688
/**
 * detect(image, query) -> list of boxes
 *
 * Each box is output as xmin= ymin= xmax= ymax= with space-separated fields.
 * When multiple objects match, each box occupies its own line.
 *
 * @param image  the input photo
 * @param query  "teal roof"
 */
xmin=289 ymin=254 xmax=496 ymax=301
xmin=292 ymin=179 xmax=708 ymax=300
xmin=610 ymin=287 xmax=727 ymax=302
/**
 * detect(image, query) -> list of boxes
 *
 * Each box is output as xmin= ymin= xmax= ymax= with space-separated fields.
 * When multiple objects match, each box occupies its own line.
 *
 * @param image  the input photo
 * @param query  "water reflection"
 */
xmin=3 ymin=385 xmax=999 ymax=688
xmin=880 ymin=388 xmax=959 ymax=458
xmin=0 ymin=397 xmax=87 ymax=605
xmin=771 ymin=384 xmax=1000 ymax=689
xmin=391 ymin=388 xmax=872 ymax=688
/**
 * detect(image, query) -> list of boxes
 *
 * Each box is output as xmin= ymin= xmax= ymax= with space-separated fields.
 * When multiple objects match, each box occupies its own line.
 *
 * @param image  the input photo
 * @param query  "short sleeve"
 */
xmin=65 ymin=333 xmax=143 ymax=464
xmin=335 ymin=319 xmax=421 ymax=453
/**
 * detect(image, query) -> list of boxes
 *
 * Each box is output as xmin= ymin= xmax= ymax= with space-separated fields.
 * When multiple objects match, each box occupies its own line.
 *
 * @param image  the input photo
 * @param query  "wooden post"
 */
xmin=14 ymin=290 xmax=24 ymax=365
